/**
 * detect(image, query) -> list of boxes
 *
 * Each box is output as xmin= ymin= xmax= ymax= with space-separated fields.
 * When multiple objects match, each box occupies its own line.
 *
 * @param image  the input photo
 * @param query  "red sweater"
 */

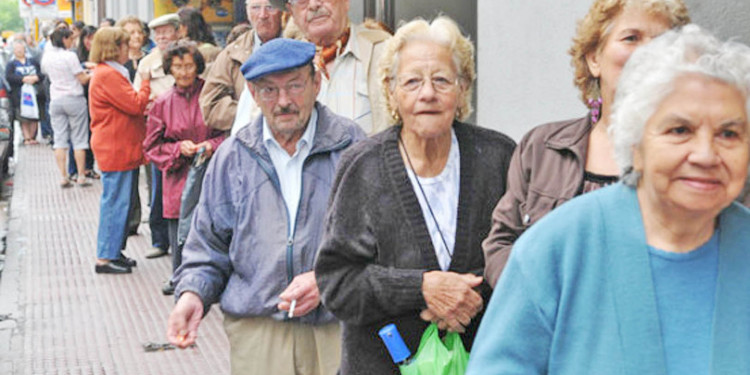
xmin=89 ymin=63 xmax=151 ymax=172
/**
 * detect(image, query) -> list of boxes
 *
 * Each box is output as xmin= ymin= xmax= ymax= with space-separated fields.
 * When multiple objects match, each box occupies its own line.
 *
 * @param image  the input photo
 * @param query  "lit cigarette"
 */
xmin=289 ymin=299 xmax=297 ymax=318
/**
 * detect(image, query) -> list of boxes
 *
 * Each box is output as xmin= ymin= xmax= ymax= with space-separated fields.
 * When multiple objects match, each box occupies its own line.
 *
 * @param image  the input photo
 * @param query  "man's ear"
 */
xmin=312 ymin=68 xmax=322 ymax=96
xmin=248 ymin=81 xmax=257 ymax=99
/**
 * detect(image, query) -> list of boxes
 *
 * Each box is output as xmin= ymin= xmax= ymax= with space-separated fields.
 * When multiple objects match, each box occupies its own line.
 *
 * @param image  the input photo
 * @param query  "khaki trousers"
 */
xmin=223 ymin=315 xmax=341 ymax=375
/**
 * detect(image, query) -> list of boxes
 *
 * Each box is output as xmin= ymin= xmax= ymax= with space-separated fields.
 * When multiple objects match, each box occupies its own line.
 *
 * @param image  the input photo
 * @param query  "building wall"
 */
xmin=477 ymin=0 xmax=750 ymax=141
xmin=101 ymin=0 xmax=153 ymax=24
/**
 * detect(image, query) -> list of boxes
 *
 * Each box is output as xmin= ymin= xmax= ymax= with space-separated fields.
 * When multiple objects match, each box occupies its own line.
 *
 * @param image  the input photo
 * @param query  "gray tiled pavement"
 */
xmin=0 ymin=143 xmax=230 ymax=375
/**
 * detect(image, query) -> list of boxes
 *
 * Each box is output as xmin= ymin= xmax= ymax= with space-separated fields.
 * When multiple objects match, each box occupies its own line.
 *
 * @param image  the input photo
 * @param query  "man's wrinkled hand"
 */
xmin=278 ymin=271 xmax=320 ymax=317
xmin=167 ymin=292 xmax=204 ymax=348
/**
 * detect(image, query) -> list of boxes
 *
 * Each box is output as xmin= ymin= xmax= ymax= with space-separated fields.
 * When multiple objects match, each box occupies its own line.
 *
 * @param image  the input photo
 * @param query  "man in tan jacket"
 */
xmin=134 ymin=13 xmax=181 ymax=261
xmin=134 ymin=14 xmax=179 ymax=99
xmin=198 ymin=0 xmax=284 ymax=131
xmin=271 ymin=0 xmax=391 ymax=135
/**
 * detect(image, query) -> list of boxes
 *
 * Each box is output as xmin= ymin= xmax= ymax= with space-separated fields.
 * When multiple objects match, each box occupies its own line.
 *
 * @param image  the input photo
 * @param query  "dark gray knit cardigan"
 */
xmin=315 ymin=121 xmax=516 ymax=374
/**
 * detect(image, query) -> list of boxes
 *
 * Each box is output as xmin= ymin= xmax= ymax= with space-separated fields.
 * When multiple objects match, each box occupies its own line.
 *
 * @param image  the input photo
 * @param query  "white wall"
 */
xmin=478 ymin=1 xmax=590 ymax=141
xmin=478 ymin=0 xmax=750 ymax=141
xmin=102 ymin=0 xmax=152 ymax=24
xmin=684 ymin=0 xmax=750 ymax=45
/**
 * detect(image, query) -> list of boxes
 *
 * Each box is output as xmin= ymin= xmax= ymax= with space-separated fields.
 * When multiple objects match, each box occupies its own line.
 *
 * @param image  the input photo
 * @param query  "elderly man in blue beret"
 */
xmin=166 ymin=38 xmax=365 ymax=375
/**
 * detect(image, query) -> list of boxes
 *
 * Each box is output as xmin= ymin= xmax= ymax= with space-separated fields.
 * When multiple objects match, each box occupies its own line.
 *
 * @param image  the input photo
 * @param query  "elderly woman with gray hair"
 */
xmin=314 ymin=16 xmax=515 ymax=374
xmin=467 ymin=25 xmax=750 ymax=375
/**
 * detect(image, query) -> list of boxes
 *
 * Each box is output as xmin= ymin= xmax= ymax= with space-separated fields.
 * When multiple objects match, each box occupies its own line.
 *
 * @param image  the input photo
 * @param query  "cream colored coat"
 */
xmin=133 ymin=48 xmax=174 ymax=101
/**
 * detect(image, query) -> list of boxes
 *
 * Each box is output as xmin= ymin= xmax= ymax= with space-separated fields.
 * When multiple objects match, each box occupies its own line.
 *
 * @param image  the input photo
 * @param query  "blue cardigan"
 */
xmin=467 ymin=183 xmax=750 ymax=375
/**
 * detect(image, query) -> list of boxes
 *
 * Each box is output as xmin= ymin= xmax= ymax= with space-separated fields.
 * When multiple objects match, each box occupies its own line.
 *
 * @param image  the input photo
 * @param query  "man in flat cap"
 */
xmin=167 ymin=38 xmax=365 ymax=375
xmin=199 ymin=0 xmax=284 ymax=132
xmin=134 ymin=13 xmax=181 ymax=261
xmin=134 ymin=13 xmax=180 ymax=99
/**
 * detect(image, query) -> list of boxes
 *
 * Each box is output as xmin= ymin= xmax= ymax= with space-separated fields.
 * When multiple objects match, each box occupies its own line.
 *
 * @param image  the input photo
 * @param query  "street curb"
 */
xmin=0 ymin=184 xmax=21 ymax=372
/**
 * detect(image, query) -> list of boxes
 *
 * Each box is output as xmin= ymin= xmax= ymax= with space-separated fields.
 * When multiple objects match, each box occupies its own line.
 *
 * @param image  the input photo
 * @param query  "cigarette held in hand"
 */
xmin=289 ymin=299 xmax=297 ymax=318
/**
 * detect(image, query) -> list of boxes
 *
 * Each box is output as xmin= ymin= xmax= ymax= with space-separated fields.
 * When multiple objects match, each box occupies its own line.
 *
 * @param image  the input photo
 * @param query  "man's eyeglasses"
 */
xmin=395 ymin=74 xmax=460 ymax=93
xmin=255 ymin=78 xmax=309 ymax=101
xmin=288 ymin=0 xmax=310 ymax=7
xmin=248 ymin=5 xmax=276 ymax=13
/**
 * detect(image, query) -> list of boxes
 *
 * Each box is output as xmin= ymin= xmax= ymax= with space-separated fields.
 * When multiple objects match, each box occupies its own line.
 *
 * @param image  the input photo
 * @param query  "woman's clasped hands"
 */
xmin=420 ymin=271 xmax=484 ymax=333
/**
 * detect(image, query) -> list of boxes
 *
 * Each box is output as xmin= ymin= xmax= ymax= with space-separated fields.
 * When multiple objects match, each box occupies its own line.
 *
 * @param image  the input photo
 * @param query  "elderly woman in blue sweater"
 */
xmin=468 ymin=25 xmax=750 ymax=375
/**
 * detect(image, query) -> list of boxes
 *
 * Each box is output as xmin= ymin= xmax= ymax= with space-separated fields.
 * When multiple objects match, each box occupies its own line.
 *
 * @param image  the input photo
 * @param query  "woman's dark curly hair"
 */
xmin=163 ymin=40 xmax=205 ymax=75
xmin=178 ymin=7 xmax=216 ymax=45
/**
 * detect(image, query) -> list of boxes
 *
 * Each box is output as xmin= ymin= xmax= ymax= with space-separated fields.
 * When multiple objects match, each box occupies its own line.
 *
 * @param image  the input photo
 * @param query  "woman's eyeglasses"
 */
xmin=396 ymin=74 xmax=460 ymax=93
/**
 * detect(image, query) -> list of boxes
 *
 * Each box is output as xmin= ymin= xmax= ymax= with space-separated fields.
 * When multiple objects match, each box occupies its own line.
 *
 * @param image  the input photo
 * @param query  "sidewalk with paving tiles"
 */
xmin=0 ymin=141 xmax=230 ymax=375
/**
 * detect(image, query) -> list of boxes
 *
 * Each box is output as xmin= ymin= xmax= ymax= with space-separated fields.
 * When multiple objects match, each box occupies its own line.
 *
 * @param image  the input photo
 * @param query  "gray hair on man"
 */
xmin=609 ymin=24 xmax=750 ymax=186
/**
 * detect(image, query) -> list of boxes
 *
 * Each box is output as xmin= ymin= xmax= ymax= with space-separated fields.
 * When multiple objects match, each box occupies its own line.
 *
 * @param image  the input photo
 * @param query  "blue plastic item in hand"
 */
xmin=379 ymin=324 xmax=412 ymax=364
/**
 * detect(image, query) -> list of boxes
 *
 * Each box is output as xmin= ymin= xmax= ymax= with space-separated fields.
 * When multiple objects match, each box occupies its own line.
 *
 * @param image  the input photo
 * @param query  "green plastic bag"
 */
xmin=399 ymin=323 xmax=470 ymax=375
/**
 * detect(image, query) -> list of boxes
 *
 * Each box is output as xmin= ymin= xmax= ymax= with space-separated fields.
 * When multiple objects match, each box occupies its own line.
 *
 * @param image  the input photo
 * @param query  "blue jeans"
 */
xmin=150 ymin=163 xmax=169 ymax=250
xmin=40 ymin=100 xmax=53 ymax=138
xmin=97 ymin=169 xmax=137 ymax=260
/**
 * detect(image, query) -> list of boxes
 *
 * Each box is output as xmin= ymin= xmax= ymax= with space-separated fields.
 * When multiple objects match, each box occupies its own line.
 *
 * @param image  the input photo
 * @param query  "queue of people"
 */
xmin=13 ymin=0 xmax=750 ymax=374
xmin=166 ymin=1 xmax=750 ymax=375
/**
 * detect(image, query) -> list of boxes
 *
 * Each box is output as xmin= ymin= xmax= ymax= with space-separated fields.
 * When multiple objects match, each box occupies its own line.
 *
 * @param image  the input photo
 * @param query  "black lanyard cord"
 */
xmin=398 ymin=133 xmax=453 ymax=262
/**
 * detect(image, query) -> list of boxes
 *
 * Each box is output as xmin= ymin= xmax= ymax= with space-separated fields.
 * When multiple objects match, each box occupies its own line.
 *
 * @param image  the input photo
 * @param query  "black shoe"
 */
xmin=161 ymin=281 xmax=175 ymax=296
xmin=145 ymin=247 xmax=169 ymax=259
xmin=114 ymin=255 xmax=137 ymax=268
xmin=85 ymin=170 xmax=101 ymax=179
xmin=95 ymin=262 xmax=132 ymax=274
xmin=127 ymin=227 xmax=139 ymax=237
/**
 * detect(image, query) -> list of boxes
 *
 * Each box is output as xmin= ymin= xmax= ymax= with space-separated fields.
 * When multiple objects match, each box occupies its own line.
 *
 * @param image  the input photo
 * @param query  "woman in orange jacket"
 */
xmin=88 ymin=27 xmax=151 ymax=274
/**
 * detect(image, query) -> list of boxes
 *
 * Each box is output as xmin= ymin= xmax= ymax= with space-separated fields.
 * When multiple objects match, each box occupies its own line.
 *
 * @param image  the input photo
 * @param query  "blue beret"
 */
xmin=241 ymin=39 xmax=317 ymax=82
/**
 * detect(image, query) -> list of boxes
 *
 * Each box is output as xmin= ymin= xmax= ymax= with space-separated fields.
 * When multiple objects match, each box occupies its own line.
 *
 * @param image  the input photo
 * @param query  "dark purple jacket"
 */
xmin=143 ymin=79 xmax=227 ymax=218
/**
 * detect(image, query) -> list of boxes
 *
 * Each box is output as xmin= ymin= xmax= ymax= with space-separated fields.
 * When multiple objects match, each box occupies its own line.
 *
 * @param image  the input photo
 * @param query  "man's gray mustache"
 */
xmin=307 ymin=7 xmax=331 ymax=21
